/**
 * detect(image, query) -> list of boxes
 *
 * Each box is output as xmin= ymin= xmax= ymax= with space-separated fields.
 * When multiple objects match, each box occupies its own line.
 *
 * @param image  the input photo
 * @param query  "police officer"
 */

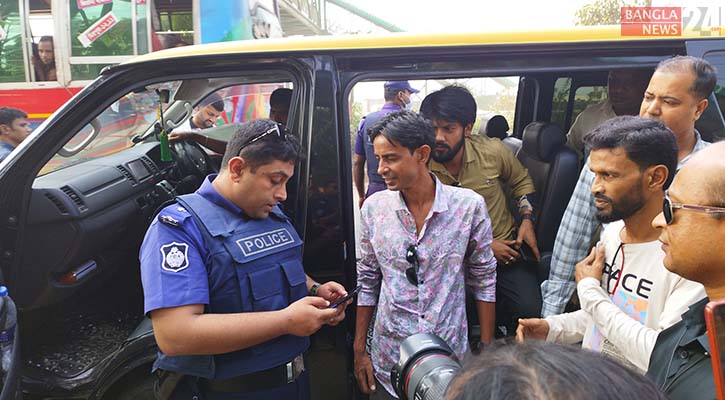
xmin=353 ymin=81 xmax=419 ymax=207
xmin=140 ymin=119 xmax=350 ymax=399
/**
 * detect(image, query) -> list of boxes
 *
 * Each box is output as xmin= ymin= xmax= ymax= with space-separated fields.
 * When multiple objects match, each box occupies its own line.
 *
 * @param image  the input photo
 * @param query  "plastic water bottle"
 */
xmin=0 ymin=286 xmax=16 ymax=376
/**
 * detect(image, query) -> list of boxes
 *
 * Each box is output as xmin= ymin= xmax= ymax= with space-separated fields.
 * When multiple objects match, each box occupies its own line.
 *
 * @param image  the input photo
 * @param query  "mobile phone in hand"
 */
xmin=519 ymin=242 xmax=537 ymax=262
xmin=329 ymin=286 xmax=361 ymax=308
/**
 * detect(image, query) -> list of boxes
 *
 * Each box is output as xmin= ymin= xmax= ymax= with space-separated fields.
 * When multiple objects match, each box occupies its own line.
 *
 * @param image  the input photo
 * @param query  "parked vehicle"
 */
xmin=0 ymin=27 xmax=724 ymax=399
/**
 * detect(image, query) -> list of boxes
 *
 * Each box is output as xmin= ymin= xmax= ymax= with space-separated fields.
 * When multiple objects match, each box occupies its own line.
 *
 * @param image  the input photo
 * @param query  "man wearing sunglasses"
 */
xmin=140 ymin=119 xmax=350 ymax=399
xmin=542 ymin=56 xmax=717 ymax=318
xmin=354 ymin=110 xmax=496 ymax=399
xmin=518 ymin=116 xmax=705 ymax=373
xmin=647 ymin=141 xmax=725 ymax=399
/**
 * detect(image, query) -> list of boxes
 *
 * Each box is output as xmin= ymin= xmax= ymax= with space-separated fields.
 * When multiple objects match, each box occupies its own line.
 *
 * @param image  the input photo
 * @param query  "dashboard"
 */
xmin=20 ymin=142 xmax=187 ymax=309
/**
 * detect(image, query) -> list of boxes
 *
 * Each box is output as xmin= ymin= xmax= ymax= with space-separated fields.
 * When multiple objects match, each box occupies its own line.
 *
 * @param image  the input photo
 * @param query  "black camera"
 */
xmin=390 ymin=333 xmax=461 ymax=400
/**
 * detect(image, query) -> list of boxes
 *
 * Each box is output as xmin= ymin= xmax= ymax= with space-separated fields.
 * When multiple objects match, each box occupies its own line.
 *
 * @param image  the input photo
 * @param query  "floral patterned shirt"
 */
xmin=357 ymin=175 xmax=497 ymax=397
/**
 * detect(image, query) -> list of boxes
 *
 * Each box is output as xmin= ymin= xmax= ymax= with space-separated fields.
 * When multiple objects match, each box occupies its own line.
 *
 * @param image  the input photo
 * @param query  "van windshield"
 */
xmin=39 ymin=82 xmax=181 ymax=176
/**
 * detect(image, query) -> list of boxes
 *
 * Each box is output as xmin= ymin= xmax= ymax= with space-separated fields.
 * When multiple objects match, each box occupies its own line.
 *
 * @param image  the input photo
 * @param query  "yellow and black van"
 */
xmin=0 ymin=27 xmax=724 ymax=399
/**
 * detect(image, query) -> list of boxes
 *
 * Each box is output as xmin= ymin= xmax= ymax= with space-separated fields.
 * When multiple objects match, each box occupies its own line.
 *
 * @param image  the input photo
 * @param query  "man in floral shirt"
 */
xmin=353 ymin=110 xmax=497 ymax=399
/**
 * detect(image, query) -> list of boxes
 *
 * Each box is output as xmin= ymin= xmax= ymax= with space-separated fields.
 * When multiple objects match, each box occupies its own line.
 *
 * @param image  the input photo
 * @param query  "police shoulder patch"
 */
xmin=159 ymin=215 xmax=180 ymax=227
xmin=160 ymin=242 xmax=190 ymax=272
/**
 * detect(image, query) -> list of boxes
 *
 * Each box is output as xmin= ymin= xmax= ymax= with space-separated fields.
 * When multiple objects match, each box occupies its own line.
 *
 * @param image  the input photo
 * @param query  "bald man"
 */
xmin=647 ymin=141 xmax=725 ymax=400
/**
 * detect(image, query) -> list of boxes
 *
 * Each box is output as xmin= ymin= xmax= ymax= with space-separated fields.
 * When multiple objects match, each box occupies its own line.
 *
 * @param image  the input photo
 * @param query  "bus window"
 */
xmin=68 ymin=1 xmax=138 ymax=80
xmin=151 ymin=0 xmax=194 ymax=51
xmin=28 ymin=0 xmax=56 ymax=82
xmin=136 ymin=1 xmax=149 ymax=54
xmin=0 ymin=0 xmax=26 ymax=83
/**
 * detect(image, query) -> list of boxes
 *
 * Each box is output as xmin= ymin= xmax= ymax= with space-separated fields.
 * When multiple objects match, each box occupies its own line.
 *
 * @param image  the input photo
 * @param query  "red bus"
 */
xmin=0 ymin=0 xmax=282 ymax=128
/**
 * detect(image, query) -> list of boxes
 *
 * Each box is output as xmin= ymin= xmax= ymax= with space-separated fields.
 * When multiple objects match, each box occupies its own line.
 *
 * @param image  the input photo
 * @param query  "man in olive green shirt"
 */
xmin=421 ymin=85 xmax=540 ymax=337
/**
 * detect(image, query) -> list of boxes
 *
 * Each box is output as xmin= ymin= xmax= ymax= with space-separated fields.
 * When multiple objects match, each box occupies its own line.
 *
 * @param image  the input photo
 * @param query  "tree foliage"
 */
xmin=574 ymin=0 xmax=651 ymax=26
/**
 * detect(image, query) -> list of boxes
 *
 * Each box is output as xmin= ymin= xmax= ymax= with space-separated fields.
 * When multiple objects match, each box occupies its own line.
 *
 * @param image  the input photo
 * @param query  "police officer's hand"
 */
xmin=316 ymin=281 xmax=347 ymax=303
xmin=284 ymin=296 xmax=340 ymax=336
xmin=354 ymin=350 xmax=376 ymax=394
xmin=315 ymin=282 xmax=350 ymax=326
xmin=327 ymin=298 xmax=352 ymax=326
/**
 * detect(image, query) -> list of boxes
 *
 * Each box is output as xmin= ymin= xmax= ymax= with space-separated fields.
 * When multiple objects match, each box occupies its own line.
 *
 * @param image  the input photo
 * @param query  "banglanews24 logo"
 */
xmin=621 ymin=7 xmax=721 ymax=36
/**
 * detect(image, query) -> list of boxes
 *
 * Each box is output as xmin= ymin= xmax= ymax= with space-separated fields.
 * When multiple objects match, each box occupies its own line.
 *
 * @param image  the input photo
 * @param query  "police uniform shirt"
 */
xmin=140 ymin=175 xmax=293 ymax=314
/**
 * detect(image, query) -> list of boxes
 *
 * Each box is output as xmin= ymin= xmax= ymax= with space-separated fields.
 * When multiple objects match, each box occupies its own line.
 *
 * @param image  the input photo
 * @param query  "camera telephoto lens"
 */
xmin=390 ymin=333 xmax=461 ymax=400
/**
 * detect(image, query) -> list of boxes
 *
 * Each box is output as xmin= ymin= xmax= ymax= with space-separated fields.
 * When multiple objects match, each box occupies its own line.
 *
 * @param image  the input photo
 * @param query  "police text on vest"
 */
xmin=237 ymin=228 xmax=294 ymax=256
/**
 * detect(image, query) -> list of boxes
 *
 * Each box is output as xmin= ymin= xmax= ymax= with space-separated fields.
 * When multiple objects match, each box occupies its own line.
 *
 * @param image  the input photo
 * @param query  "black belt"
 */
xmin=200 ymin=354 xmax=305 ymax=393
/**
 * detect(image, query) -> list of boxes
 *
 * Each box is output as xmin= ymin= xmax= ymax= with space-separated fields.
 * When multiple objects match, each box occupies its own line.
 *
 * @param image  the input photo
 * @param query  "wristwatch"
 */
xmin=309 ymin=283 xmax=321 ymax=296
xmin=521 ymin=213 xmax=536 ymax=224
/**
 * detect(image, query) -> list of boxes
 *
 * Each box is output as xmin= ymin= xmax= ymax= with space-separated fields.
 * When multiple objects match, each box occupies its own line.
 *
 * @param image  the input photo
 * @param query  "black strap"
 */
xmin=199 ymin=363 xmax=293 ymax=393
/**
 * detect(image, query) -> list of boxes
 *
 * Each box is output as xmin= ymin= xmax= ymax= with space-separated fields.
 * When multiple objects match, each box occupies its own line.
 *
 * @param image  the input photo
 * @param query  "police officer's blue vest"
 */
xmin=361 ymin=109 xmax=388 ymax=185
xmin=153 ymin=193 xmax=309 ymax=380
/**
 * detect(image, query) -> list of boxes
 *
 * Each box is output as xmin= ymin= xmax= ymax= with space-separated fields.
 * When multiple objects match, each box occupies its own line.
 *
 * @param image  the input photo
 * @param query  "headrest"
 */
xmin=485 ymin=115 xmax=509 ymax=140
xmin=522 ymin=122 xmax=566 ymax=162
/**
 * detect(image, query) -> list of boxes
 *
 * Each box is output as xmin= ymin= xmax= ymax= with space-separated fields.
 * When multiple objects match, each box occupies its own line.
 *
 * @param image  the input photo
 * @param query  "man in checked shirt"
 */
xmin=541 ymin=56 xmax=716 ymax=317
xmin=353 ymin=110 xmax=496 ymax=399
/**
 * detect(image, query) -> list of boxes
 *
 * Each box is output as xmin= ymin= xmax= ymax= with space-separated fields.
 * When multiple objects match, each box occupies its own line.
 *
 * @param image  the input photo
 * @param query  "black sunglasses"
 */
xmin=663 ymin=191 xmax=725 ymax=224
xmin=405 ymin=244 xmax=419 ymax=286
xmin=238 ymin=123 xmax=290 ymax=153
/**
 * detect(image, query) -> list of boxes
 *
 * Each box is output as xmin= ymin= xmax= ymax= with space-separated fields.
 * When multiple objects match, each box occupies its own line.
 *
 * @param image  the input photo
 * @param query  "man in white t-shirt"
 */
xmin=517 ymin=116 xmax=705 ymax=372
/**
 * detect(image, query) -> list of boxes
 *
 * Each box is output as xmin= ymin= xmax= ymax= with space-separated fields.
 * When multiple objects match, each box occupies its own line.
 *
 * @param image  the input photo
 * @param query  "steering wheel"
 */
xmin=172 ymin=139 xmax=218 ymax=179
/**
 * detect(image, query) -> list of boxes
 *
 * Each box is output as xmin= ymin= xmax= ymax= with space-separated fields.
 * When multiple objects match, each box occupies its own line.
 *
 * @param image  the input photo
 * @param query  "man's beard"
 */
xmin=594 ymin=186 xmax=645 ymax=223
xmin=432 ymin=136 xmax=465 ymax=163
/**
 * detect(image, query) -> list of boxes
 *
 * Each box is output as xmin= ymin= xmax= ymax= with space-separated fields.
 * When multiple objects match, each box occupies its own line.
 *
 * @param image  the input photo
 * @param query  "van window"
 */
xmin=572 ymin=85 xmax=607 ymax=120
xmin=350 ymin=77 xmax=519 ymax=139
xmin=39 ymin=81 xmax=293 ymax=176
xmin=39 ymin=81 xmax=182 ymax=176
xmin=551 ymin=77 xmax=608 ymax=132
xmin=704 ymin=50 xmax=725 ymax=140
xmin=348 ymin=77 xmax=519 ymax=246
xmin=551 ymin=77 xmax=571 ymax=129
xmin=202 ymin=83 xmax=293 ymax=142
